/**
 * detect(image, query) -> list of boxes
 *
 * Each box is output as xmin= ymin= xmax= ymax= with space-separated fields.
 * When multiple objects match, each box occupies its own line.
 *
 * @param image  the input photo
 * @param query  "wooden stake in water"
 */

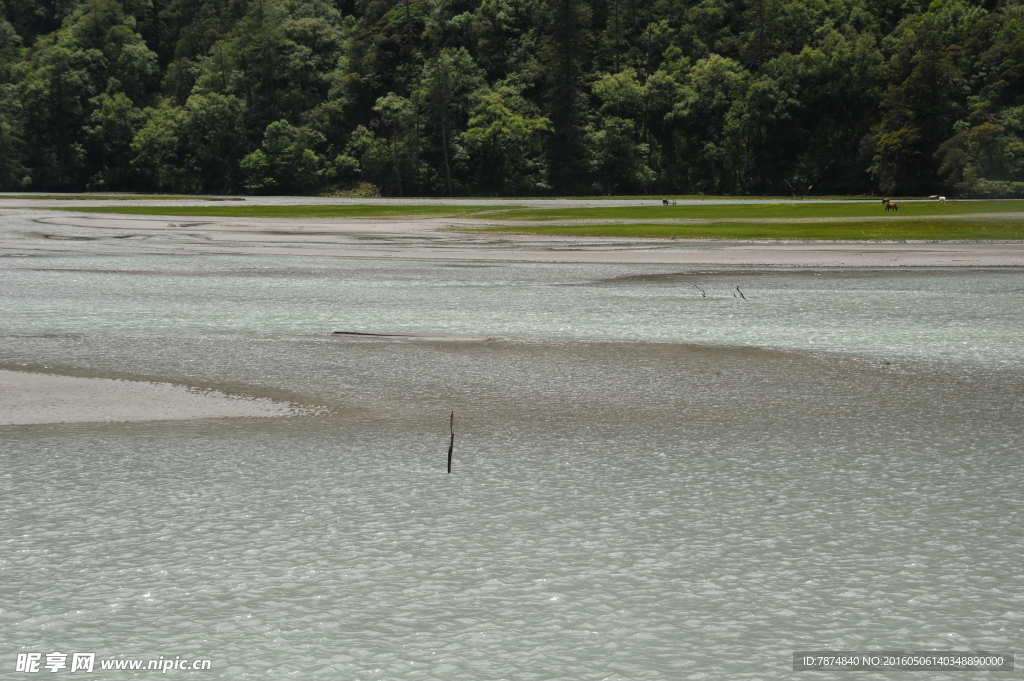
xmin=447 ymin=411 xmax=455 ymax=474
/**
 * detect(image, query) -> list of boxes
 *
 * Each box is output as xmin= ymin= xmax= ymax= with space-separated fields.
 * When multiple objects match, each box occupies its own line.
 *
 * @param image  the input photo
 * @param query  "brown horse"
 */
xmin=884 ymin=200 xmax=898 ymax=212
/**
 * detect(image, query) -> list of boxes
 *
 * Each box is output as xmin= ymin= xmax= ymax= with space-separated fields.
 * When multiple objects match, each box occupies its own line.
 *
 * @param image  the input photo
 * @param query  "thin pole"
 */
xmin=447 ymin=411 xmax=454 ymax=474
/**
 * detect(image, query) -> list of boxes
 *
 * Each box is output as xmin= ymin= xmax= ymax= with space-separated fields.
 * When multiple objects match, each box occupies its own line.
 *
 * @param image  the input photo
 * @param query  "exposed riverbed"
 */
xmin=2 ymin=204 xmax=1022 ymax=679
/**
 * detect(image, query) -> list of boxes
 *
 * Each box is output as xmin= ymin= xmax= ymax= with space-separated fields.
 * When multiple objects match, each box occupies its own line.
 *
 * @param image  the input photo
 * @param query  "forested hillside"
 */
xmin=1 ymin=0 xmax=1023 ymax=195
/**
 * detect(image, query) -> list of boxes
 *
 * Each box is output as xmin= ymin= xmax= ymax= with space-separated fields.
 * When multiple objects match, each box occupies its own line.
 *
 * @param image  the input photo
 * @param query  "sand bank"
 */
xmin=332 ymin=331 xmax=491 ymax=340
xmin=0 ymin=370 xmax=297 ymax=425
xmin=2 ymin=210 xmax=1023 ymax=266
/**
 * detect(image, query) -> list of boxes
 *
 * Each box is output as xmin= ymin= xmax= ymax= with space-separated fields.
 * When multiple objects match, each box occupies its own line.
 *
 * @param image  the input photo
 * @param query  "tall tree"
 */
xmin=540 ymin=0 xmax=589 ymax=193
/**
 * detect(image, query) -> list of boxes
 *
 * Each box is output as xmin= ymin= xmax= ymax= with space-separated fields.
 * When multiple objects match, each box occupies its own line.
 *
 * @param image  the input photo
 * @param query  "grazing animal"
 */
xmin=938 ymin=195 xmax=946 ymax=204
xmin=662 ymin=198 xmax=669 ymax=205
xmin=885 ymin=201 xmax=898 ymax=212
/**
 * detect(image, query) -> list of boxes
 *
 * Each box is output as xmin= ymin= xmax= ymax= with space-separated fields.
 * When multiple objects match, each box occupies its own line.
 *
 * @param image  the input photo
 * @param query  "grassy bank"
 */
xmin=478 ymin=219 xmax=1024 ymax=240
xmin=483 ymin=199 xmax=1024 ymax=221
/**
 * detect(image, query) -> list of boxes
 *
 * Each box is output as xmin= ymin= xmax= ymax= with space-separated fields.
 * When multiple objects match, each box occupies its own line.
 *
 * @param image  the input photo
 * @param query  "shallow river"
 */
xmin=2 ymin=252 xmax=1023 ymax=679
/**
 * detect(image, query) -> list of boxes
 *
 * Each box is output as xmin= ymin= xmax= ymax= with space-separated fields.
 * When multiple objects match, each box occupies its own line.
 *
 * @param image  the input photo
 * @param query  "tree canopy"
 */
xmin=1 ymin=0 xmax=1023 ymax=196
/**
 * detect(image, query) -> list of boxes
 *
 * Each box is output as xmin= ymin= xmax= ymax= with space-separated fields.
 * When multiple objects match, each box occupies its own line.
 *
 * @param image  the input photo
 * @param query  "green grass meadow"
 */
xmin=482 ymin=199 xmax=1024 ymax=221
xmin=478 ymin=219 xmax=1024 ymax=240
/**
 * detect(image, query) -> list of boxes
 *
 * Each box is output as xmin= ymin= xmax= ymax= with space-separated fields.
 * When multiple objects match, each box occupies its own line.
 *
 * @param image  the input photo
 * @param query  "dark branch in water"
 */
xmin=693 ymin=284 xmax=706 ymax=297
xmin=447 ymin=411 xmax=455 ymax=474
xmin=736 ymin=286 xmax=746 ymax=299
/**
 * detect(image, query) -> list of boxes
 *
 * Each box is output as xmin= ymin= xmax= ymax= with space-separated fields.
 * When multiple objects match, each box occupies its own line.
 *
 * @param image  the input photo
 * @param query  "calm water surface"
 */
xmin=2 ymin=253 xmax=1023 ymax=679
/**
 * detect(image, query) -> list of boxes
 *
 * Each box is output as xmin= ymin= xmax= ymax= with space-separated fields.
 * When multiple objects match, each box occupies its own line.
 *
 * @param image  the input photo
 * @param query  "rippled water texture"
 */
xmin=2 ymin=253 xmax=1023 ymax=679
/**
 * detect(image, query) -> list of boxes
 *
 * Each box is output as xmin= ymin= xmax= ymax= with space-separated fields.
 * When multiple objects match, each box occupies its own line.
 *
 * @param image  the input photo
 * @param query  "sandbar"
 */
xmin=0 ymin=370 xmax=297 ymax=425
xmin=1 ymin=208 xmax=1023 ymax=266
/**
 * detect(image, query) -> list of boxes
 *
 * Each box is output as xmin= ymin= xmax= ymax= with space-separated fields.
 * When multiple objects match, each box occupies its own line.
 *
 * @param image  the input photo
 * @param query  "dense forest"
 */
xmin=1 ymin=0 xmax=1023 ymax=195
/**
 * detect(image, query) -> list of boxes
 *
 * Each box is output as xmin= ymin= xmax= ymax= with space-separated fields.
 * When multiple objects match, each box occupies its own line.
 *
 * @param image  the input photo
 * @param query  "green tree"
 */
xmin=132 ymin=92 xmax=246 ymax=192
xmin=240 ymin=147 xmax=272 ymax=193
xmin=253 ymin=118 xmax=326 ymax=192
xmin=131 ymin=102 xmax=189 ymax=190
xmin=84 ymin=91 xmax=145 ymax=188
xmin=669 ymin=54 xmax=748 ymax=193
xmin=18 ymin=43 xmax=95 ymax=187
xmin=588 ymin=69 xmax=654 ymax=193
xmin=0 ymin=84 xmax=30 ymax=188
xmin=869 ymin=3 xmax=981 ymax=194
xmin=462 ymin=83 xmax=551 ymax=195
xmin=344 ymin=123 xmax=392 ymax=191
xmin=372 ymin=91 xmax=420 ymax=195
xmin=540 ymin=0 xmax=589 ymax=193
xmin=179 ymin=91 xmax=246 ymax=192
xmin=414 ymin=47 xmax=484 ymax=194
